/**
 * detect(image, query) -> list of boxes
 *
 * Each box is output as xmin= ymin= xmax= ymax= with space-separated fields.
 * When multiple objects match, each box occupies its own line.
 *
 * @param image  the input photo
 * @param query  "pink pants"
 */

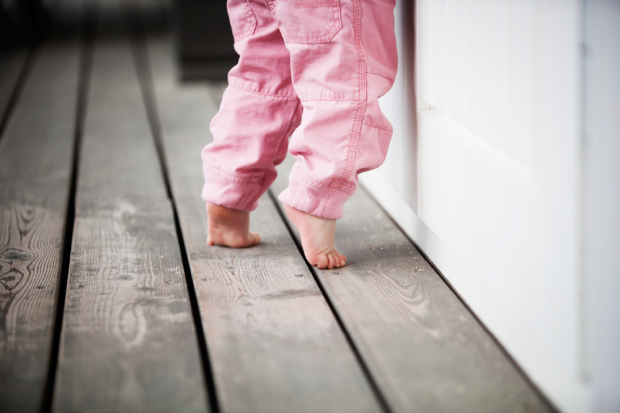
xmin=201 ymin=0 xmax=397 ymax=219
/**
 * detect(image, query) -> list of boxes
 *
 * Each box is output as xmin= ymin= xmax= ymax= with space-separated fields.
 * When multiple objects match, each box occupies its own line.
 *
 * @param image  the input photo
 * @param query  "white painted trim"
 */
xmin=583 ymin=1 xmax=620 ymax=412
xmin=360 ymin=171 xmax=592 ymax=413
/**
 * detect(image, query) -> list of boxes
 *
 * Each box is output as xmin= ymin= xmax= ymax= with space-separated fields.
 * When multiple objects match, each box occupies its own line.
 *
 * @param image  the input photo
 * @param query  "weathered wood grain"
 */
xmin=0 ymin=3 xmax=82 ymax=412
xmin=55 ymin=198 xmax=207 ymax=413
xmin=74 ymin=3 xmax=166 ymax=200
xmin=272 ymin=155 xmax=554 ymax=413
xmin=0 ymin=200 xmax=69 ymax=413
xmin=53 ymin=1 xmax=208 ymax=411
xmin=177 ymin=193 xmax=381 ymax=413
xmin=144 ymin=28 xmax=382 ymax=412
xmin=0 ymin=49 xmax=28 ymax=127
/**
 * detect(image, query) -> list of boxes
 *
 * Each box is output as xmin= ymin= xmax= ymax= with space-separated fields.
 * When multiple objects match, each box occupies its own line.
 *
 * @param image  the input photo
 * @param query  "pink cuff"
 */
xmin=201 ymin=165 xmax=269 ymax=212
xmin=277 ymin=167 xmax=353 ymax=220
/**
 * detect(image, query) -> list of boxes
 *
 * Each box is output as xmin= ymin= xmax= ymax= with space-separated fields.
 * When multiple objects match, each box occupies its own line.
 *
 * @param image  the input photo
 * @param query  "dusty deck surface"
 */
xmin=0 ymin=0 xmax=556 ymax=412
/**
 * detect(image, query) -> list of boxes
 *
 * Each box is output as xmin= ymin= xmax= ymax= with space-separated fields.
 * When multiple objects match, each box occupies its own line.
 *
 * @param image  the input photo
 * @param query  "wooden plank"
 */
xmin=0 ymin=49 xmax=28 ymax=127
xmin=73 ymin=5 xmax=166 ymax=200
xmin=52 ymin=1 xmax=209 ymax=411
xmin=0 ymin=2 xmax=82 ymax=412
xmin=55 ymin=197 xmax=207 ymax=412
xmin=144 ymin=29 xmax=383 ymax=413
xmin=272 ymin=156 xmax=555 ymax=413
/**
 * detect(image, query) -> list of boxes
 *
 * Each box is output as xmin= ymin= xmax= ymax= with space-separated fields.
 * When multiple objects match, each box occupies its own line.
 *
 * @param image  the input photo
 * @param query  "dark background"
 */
xmin=174 ymin=0 xmax=236 ymax=80
xmin=1 ymin=0 xmax=236 ymax=80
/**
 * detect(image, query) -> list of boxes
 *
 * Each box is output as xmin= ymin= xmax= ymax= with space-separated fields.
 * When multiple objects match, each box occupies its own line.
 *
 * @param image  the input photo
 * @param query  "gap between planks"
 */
xmin=42 ymin=1 xmax=98 ymax=412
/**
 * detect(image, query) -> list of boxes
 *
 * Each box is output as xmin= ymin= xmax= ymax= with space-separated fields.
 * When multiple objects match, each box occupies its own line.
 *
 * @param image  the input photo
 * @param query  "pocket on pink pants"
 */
xmin=267 ymin=0 xmax=342 ymax=44
xmin=228 ymin=0 xmax=257 ymax=42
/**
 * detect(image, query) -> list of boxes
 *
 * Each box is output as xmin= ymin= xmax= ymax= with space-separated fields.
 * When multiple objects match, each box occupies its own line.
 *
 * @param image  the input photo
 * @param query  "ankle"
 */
xmin=206 ymin=203 xmax=259 ymax=248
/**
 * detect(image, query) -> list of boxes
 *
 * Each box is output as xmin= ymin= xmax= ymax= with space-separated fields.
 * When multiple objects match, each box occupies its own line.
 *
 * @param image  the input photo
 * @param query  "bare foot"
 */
xmin=206 ymin=203 xmax=260 ymax=248
xmin=283 ymin=204 xmax=346 ymax=269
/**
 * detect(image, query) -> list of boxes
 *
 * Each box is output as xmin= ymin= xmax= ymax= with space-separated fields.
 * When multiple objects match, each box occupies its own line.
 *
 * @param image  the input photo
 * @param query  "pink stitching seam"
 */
xmin=361 ymin=122 xmax=392 ymax=134
xmin=292 ymin=168 xmax=355 ymax=195
xmin=328 ymin=180 xmax=355 ymax=194
xmin=204 ymin=164 xmax=268 ymax=187
xmin=292 ymin=167 xmax=325 ymax=189
xmin=234 ymin=0 xmax=257 ymax=41
xmin=281 ymin=0 xmax=341 ymax=43
xmin=367 ymin=71 xmax=393 ymax=81
xmin=228 ymin=84 xmax=299 ymax=100
xmin=294 ymin=0 xmax=338 ymax=8
xmin=292 ymin=167 xmax=355 ymax=194
xmin=300 ymin=96 xmax=361 ymax=102
xmin=338 ymin=0 xmax=367 ymax=185
xmin=232 ymin=0 xmax=257 ymax=41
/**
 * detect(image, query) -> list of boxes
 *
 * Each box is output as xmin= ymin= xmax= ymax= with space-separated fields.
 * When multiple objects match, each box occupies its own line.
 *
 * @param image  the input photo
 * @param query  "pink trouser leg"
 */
xmin=201 ymin=0 xmax=301 ymax=212
xmin=202 ymin=0 xmax=397 ymax=219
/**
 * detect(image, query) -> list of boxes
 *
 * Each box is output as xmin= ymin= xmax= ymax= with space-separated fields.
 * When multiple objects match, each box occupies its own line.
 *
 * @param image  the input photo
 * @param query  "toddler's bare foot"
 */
xmin=206 ymin=203 xmax=260 ymax=248
xmin=283 ymin=204 xmax=346 ymax=269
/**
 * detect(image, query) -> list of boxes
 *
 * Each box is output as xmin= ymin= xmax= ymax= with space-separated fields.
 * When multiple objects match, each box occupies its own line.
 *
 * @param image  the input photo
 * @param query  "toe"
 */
xmin=250 ymin=232 xmax=261 ymax=246
xmin=207 ymin=236 xmax=215 ymax=246
xmin=331 ymin=251 xmax=342 ymax=268
xmin=327 ymin=254 xmax=336 ymax=269
xmin=329 ymin=252 xmax=341 ymax=269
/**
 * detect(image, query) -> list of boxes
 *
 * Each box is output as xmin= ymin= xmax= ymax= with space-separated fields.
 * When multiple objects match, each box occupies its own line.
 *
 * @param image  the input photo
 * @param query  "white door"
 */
xmin=361 ymin=1 xmax=588 ymax=412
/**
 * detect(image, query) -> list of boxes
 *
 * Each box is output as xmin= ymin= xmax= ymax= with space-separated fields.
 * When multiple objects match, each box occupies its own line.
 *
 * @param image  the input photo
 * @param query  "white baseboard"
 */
xmin=360 ymin=171 xmax=591 ymax=413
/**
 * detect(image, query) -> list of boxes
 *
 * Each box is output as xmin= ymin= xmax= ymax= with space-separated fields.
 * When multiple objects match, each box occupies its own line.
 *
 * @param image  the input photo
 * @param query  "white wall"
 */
xmin=584 ymin=1 xmax=620 ymax=412
xmin=362 ymin=1 xmax=619 ymax=412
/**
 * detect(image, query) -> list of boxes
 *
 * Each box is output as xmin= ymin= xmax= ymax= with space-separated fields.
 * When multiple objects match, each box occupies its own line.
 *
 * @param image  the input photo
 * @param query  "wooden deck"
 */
xmin=0 ymin=0 xmax=556 ymax=412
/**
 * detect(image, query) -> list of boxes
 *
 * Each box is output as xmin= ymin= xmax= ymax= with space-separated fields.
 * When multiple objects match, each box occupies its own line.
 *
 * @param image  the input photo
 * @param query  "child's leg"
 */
xmin=203 ymin=0 xmax=397 ymax=270
xmin=206 ymin=203 xmax=260 ymax=247
xmin=202 ymin=0 xmax=301 ymax=248
xmin=276 ymin=0 xmax=398 ymax=219
xmin=274 ymin=1 xmax=398 ymax=260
